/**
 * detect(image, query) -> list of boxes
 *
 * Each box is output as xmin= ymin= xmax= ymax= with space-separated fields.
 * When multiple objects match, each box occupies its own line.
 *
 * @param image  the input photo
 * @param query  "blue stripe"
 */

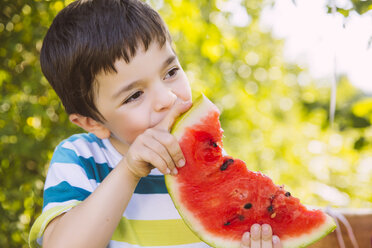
xmin=134 ymin=175 xmax=168 ymax=194
xmin=50 ymin=146 xmax=81 ymax=165
xmin=43 ymin=181 xmax=91 ymax=208
xmin=50 ymin=147 xmax=112 ymax=183
xmin=80 ymin=157 xmax=112 ymax=183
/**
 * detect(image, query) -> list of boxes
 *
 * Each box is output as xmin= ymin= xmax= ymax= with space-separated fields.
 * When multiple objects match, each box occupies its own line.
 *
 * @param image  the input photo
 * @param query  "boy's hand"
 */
xmin=240 ymin=224 xmax=282 ymax=248
xmin=124 ymin=99 xmax=192 ymax=178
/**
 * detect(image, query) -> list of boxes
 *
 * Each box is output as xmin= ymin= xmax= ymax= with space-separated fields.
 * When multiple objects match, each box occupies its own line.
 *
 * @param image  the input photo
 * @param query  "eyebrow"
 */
xmin=112 ymin=55 xmax=177 ymax=99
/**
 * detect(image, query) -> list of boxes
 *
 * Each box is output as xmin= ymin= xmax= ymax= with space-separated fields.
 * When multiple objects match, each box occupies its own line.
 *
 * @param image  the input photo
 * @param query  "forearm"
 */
xmin=43 ymin=159 xmax=140 ymax=248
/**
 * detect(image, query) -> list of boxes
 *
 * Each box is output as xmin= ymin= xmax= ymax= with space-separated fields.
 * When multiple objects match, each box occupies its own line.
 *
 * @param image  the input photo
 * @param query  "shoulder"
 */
xmin=54 ymin=133 xmax=105 ymax=155
xmin=45 ymin=133 xmax=115 ymax=194
xmin=58 ymin=133 xmax=105 ymax=148
xmin=50 ymin=133 xmax=111 ymax=166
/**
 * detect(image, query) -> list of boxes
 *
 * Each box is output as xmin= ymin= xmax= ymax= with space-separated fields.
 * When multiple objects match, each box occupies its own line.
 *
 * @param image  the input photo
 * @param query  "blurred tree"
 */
xmin=325 ymin=0 xmax=372 ymax=16
xmin=0 ymin=1 xmax=80 ymax=247
xmin=1 ymin=0 xmax=371 ymax=247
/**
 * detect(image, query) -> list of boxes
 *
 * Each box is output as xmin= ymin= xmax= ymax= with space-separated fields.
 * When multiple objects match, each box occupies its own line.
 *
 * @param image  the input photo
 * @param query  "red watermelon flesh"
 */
xmin=166 ymin=95 xmax=336 ymax=248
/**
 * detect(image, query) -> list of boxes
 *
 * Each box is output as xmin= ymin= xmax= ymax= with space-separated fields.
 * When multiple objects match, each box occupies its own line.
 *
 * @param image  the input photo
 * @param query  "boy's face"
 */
xmin=94 ymin=41 xmax=191 ymax=155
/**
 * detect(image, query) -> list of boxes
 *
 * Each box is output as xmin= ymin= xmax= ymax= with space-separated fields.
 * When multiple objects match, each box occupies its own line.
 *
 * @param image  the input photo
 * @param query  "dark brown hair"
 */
xmin=40 ymin=0 xmax=171 ymax=121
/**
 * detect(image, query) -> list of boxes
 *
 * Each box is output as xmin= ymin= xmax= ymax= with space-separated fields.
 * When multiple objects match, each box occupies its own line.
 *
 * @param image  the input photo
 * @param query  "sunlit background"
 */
xmin=1 ymin=0 xmax=372 ymax=247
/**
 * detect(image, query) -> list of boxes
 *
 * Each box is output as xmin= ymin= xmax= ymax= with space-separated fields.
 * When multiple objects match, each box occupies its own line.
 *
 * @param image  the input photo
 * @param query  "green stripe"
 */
xmin=30 ymin=202 xmax=202 ymax=247
xmin=112 ymin=217 xmax=202 ymax=245
xmin=29 ymin=201 xmax=81 ymax=248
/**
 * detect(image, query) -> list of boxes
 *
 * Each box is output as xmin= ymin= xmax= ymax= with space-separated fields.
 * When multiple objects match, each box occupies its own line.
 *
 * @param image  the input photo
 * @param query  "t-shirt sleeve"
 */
xmin=29 ymin=140 xmax=96 ymax=248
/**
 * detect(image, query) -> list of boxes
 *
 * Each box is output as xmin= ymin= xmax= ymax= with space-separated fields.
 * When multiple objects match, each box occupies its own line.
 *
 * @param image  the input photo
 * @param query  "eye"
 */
xmin=164 ymin=67 xmax=180 ymax=80
xmin=123 ymin=91 xmax=143 ymax=104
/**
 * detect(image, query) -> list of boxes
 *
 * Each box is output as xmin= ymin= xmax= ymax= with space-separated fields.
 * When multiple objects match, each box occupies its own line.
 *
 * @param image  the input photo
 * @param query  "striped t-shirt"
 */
xmin=29 ymin=133 xmax=210 ymax=248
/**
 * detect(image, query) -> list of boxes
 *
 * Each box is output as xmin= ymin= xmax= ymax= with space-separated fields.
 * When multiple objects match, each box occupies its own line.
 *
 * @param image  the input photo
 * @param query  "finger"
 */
xmin=250 ymin=224 xmax=261 ymax=248
xmin=240 ymin=232 xmax=250 ymax=248
xmin=272 ymin=236 xmax=282 ymax=248
xmin=261 ymin=224 xmax=273 ymax=248
xmin=155 ymin=98 xmax=192 ymax=131
xmin=152 ymin=130 xmax=186 ymax=168
xmin=143 ymin=136 xmax=177 ymax=175
xmin=140 ymin=145 xmax=170 ymax=175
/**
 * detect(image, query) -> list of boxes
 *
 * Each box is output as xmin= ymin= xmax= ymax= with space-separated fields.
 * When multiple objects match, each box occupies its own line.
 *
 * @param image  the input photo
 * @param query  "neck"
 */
xmin=109 ymin=136 xmax=130 ymax=156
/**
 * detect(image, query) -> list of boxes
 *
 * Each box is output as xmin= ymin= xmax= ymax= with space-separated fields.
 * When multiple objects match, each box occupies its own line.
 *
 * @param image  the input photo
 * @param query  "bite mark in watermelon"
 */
xmin=165 ymin=95 xmax=336 ymax=248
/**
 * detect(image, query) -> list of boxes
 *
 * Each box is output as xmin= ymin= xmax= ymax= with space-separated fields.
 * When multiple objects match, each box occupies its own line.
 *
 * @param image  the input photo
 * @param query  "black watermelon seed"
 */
xmin=285 ymin=192 xmax=291 ymax=197
xmin=220 ymin=159 xmax=234 ymax=171
xmin=212 ymin=142 xmax=218 ymax=147
xmin=267 ymin=205 xmax=274 ymax=213
xmin=224 ymin=221 xmax=231 ymax=226
xmin=244 ymin=203 xmax=252 ymax=209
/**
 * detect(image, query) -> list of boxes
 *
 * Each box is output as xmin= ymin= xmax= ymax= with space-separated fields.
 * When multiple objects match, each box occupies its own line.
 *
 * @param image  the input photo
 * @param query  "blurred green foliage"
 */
xmin=1 ymin=0 xmax=372 ymax=247
xmin=326 ymin=0 xmax=372 ymax=16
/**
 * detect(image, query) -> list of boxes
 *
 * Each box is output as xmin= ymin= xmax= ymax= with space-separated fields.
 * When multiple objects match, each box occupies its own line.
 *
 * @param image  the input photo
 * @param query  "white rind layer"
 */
xmin=165 ymin=175 xmax=241 ymax=248
xmin=281 ymin=214 xmax=336 ymax=248
xmin=171 ymin=94 xmax=219 ymax=141
xmin=167 ymin=94 xmax=238 ymax=247
xmin=166 ymin=95 xmax=336 ymax=248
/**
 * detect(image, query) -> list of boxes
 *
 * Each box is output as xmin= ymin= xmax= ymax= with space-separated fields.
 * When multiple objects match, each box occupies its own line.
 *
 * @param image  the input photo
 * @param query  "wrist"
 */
xmin=117 ymin=158 xmax=142 ymax=182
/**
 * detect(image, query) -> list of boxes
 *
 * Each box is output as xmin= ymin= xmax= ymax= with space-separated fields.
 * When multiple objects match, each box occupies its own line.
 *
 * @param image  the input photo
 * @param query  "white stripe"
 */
xmin=124 ymin=194 xmax=181 ymax=220
xmin=109 ymin=240 xmax=211 ymax=248
xmin=44 ymin=163 xmax=96 ymax=192
xmin=62 ymin=139 xmax=114 ymax=167
xmin=43 ymin=191 xmax=178 ymax=220
xmin=43 ymin=200 xmax=80 ymax=212
xmin=149 ymin=168 xmax=162 ymax=175
xmin=102 ymin=138 xmax=123 ymax=165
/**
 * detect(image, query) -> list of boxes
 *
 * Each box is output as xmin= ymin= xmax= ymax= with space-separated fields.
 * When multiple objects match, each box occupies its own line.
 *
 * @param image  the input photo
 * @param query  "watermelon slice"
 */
xmin=165 ymin=95 xmax=336 ymax=248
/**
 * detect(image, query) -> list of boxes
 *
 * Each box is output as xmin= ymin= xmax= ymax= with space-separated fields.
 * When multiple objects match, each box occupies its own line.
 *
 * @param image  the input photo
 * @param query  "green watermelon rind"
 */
xmin=166 ymin=95 xmax=336 ymax=248
xmin=167 ymin=94 xmax=233 ymax=247
xmin=282 ymin=214 xmax=336 ymax=248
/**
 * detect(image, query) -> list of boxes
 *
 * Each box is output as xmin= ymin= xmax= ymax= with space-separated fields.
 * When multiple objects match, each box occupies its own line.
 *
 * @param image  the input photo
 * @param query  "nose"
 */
xmin=153 ymin=83 xmax=177 ymax=112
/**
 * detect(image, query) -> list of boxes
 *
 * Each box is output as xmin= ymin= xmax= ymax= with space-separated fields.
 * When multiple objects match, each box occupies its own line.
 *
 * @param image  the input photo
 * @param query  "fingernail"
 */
xmin=242 ymin=232 xmax=250 ymax=242
xmin=178 ymin=159 xmax=185 ymax=167
xmin=183 ymin=100 xmax=192 ymax=106
xmin=252 ymin=224 xmax=260 ymax=232
xmin=273 ymin=235 xmax=280 ymax=244
xmin=165 ymin=168 xmax=171 ymax=175
xmin=262 ymin=224 xmax=271 ymax=235
xmin=251 ymin=224 xmax=261 ymax=239
xmin=172 ymin=168 xmax=178 ymax=175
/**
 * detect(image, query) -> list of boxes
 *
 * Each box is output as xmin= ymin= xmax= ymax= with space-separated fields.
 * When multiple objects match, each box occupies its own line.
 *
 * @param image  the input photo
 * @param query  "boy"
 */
xmin=29 ymin=0 xmax=282 ymax=247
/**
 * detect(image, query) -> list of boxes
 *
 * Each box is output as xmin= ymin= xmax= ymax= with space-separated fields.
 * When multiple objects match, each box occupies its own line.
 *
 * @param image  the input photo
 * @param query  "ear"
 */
xmin=69 ymin=113 xmax=111 ymax=139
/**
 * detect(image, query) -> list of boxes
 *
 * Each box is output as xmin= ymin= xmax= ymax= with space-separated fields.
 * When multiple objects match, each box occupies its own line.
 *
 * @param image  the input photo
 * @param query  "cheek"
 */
xmin=174 ymin=74 xmax=192 ymax=101
xmin=114 ymin=108 xmax=150 ymax=144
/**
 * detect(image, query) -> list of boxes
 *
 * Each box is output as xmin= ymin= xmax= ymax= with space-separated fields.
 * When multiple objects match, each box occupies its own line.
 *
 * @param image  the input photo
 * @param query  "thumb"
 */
xmin=155 ymin=98 xmax=192 ymax=131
